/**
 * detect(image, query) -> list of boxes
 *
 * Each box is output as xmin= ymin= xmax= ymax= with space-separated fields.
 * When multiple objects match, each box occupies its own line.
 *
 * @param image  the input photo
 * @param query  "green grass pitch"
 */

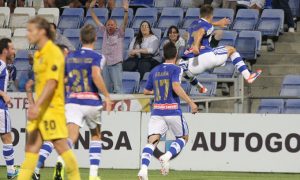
xmin=1 ymin=167 xmax=300 ymax=180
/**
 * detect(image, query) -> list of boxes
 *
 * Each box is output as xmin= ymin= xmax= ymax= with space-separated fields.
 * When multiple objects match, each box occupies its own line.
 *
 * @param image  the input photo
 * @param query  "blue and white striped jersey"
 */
xmin=0 ymin=60 xmax=9 ymax=110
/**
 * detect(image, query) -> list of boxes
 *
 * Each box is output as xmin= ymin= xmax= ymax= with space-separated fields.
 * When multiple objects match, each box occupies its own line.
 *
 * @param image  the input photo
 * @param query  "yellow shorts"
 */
xmin=26 ymin=109 xmax=68 ymax=141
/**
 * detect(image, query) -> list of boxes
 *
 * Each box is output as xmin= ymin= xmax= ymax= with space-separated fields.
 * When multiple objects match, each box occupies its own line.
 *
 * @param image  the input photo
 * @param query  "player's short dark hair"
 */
xmin=163 ymin=42 xmax=177 ymax=60
xmin=80 ymin=24 xmax=96 ymax=44
xmin=28 ymin=16 xmax=55 ymax=41
xmin=0 ymin=38 xmax=12 ymax=55
xmin=200 ymin=4 xmax=214 ymax=18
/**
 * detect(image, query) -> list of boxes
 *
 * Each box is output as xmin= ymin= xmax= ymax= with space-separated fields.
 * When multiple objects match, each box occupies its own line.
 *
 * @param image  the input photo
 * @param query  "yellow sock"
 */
xmin=61 ymin=150 xmax=81 ymax=180
xmin=18 ymin=152 xmax=39 ymax=180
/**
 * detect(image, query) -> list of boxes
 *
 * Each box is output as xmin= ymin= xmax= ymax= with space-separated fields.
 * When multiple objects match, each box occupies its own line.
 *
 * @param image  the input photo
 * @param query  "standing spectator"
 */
xmin=123 ymin=21 xmax=160 ymax=79
xmin=6 ymin=58 xmax=17 ymax=92
xmin=0 ymin=0 xmax=24 ymax=12
xmin=272 ymin=0 xmax=295 ymax=32
xmin=50 ymin=23 xmax=76 ymax=51
xmin=163 ymin=26 xmax=186 ymax=52
xmin=90 ymin=0 xmax=128 ymax=93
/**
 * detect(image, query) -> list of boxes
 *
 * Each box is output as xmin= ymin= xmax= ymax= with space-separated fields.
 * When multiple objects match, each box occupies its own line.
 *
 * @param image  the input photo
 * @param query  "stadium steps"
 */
xmin=210 ymin=31 xmax=300 ymax=113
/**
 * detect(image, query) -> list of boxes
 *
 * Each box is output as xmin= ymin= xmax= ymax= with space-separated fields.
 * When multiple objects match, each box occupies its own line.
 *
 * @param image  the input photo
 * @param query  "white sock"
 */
xmin=90 ymin=165 xmax=99 ymax=177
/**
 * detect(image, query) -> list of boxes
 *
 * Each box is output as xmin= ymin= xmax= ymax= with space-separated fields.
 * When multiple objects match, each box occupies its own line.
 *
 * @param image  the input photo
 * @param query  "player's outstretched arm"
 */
xmin=172 ymin=82 xmax=198 ymax=114
xmin=89 ymin=0 xmax=104 ymax=27
xmin=92 ymin=66 xmax=113 ymax=113
xmin=122 ymin=0 xmax=129 ymax=32
xmin=212 ymin=18 xmax=231 ymax=28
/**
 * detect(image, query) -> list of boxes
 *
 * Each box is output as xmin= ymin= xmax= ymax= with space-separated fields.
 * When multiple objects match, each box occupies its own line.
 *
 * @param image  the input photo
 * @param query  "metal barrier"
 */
xmin=108 ymin=74 xmax=245 ymax=113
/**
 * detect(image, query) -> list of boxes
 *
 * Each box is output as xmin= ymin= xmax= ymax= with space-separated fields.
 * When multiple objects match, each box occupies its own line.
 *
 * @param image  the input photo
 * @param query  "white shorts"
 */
xmin=0 ymin=109 xmax=11 ymax=134
xmin=187 ymin=46 xmax=228 ymax=75
xmin=148 ymin=115 xmax=189 ymax=138
xmin=65 ymin=103 xmax=103 ymax=129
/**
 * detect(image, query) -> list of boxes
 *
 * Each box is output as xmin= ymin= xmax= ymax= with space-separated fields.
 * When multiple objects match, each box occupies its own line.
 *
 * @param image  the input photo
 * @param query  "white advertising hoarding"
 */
xmin=2 ymin=93 xmax=300 ymax=172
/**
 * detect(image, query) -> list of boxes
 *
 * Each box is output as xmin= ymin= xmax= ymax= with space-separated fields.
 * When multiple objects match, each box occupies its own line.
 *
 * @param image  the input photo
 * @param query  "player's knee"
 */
xmin=148 ymin=135 xmax=160 ymax=145
xmin=225 ymin=46 xmax=236 ymax=55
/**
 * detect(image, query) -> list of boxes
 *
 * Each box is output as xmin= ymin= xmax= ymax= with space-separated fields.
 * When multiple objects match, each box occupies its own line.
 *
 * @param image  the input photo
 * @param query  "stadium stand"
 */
xmin=218 ymin=30 xmax=238 ymax=47
xmin=85 ymin=8 xmax=109 ymax=26
xmin=124 ymin=28 xmax=134 ymax=50
xmin=131 ymin=8 xmax=158 ymax=31
xmin=213 ymin=8 xmax=234 ymax=29
xmin=289 ymin=0 xmax=300 ymax=17
xmin=257 ymin=9 xmax=284 ymax=36
xmin=138 ymin=72 xmax=150 ymax=93
xmin=58 ymin=8 xmax=84 ymax=32
xmin=280 ymin=75 xmax=300 ymax=97
xmin=182 ymin=8 xmax=200 ymax=29
xmin=0 ymin=7 xmax=10 ymax=27
xmin=257 ymin=99 xmax=284 ymax=114
xmin=122 ymin=71 xmax=140 ymax=94
xmin=63 ymin=29 xmax=81 ymax=49
xmin=9 ymin=7 xmax=35 ymax=30
xmin=284 ymin=99 xmax=300 ymax=114
xmin=12 ymin=28 xmax=30 ymax=50
xmin=236 ymin=30 xmax=261 ymax=60
xmin=157 ymin=8 xmax=184 ymax=31
xmin=0 ymin=28 xmax=12 ymax=38
xmin=110 ymin=7 xmax=134 ymax=27
xmin=154 ymin=0 xmax=177 ymax=13
xmin=37 ymin=8 xmax=60 ymax=25
xmin=232 ymin=9 xmax=259 ymax=32
xmin=130 ymin=0 xmax=154 ymax=7
xmin=152 ymin=28 xmax=161 ymax=41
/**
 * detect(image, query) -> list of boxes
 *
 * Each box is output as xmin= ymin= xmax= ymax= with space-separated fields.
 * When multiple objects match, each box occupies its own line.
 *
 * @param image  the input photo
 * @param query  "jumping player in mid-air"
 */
xmin=138 ymin=42 xmax=198 ymax=180
xmin=180 ymin=4 xmax=262 ymax=92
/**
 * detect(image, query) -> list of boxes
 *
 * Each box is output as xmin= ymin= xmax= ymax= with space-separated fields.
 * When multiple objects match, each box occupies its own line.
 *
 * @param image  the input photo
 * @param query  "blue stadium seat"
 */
xmin=289 ymin=0 xmax=300 ymax=17
xmin=111 ymin=8 xmax=134 ymax=27
xmin=256 ymin=9 xmax=284 ymax=36
xmin=236 ymin=31 xmax=261 ymax=60
xmin=280 ymin=75 xmax=300 ymax=96
xmin=155 ymin=0 xmax=176 ymax=12
xmin=213 ymin=62 xmax=235 ymax=78
xmin=181 ymin=80 xmax=191 ymax=93
xmin=63 ymin=29 xmax=81 ymax=49
xmin=182 ymin=8 xmax=200 ymax=29
xmin=157 ymin=8 xmax=184 ymax=31
xmin=85 ymin=8 xmax=108 ymax=26
xmin=218 ymin=30 xmax=238 ymax=47
xmin=189 ymin=73 xmax=217 ymax=96
xmin=180 ymin=0 xmax=195 ymax=10
xmin=138 ymin=72 xmax=150 ymax=93
xmin=131 ymin=8 xmax=158 ymax=32
xmin=257 ymin=99 xmax=284 ymax=114
xmin=232 ymin=9 xmax=259 ymax=32
xmin=122 ymin=72 xmax=140 ymax=94
xmin=130 ymin=0 xmax=154 ymax=7
xmin=213 ymin=8 xmax=234 ymax=27
xmin=58 ymin=8 xmax=84 ymax=32
xmin=152 ymin=28 xmax=161 ymax=41
xmin=284 ymin=99 xmax=300 ymax=114
xmin=112 ymin=0 xmax=124 ymax=8
xmin=124 ymin=28 xmax=134 ymax=50
xmin=15 ymin=50 xmax=30 ymax=61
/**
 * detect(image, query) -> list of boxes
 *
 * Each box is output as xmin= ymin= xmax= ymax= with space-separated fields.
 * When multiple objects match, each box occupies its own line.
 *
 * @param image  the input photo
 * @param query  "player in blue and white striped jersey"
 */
xmin=0 ymin=38 xmax=19 ymax=179
xmin=138 ymin=42 xmax=198 ymax=180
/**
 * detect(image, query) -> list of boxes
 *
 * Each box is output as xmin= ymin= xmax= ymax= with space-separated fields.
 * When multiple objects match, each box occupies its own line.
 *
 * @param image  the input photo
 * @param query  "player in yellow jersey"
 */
xmin=18 ymin=16 xmax=81 ymax=180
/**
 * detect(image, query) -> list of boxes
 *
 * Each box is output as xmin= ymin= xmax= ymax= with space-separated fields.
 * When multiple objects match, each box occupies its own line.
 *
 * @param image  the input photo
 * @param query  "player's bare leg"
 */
xmin=159 ymin=135 xmax=189 ymax=176
xmin=225 ymin=46 xmax=262 ymax=83
xmin=138 ymin=134 xmax=161 ymax=180
xmin=18 ymin=130 xmax=43 ymax=180
xmin=89 ymin=125 xmax=102 ymax=180
xmin=1 ymin=132 xmax=19 ymax=179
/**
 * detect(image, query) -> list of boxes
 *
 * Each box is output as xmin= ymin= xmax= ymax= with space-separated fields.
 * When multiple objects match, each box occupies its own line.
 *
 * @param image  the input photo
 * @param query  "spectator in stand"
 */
xmin=272 ymin=0 xmax=295 ymax=32
xmin=43 ymin=0 xmax=55 ymax=7
xmin=98 ymin=0 xmax=115 ymax=10
xmin=123 ymin=21 xmax=160 ymax=79
xmin=163 ymin=26 xmax=186 ymax=52
xmin=6 ymin=58 xmax=17 ymax=92
xmin=0 ymin=0 xmax=24 ymax=12
xmin=50 ymin=23 xmax=75 ymax=51
xmin=89 ymin=0 xmax=128 ymax=93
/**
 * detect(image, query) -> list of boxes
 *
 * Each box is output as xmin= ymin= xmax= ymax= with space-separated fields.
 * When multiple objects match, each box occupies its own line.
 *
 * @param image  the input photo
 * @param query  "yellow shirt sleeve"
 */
xmin=45 ymin=51 xmax=63 ymax=81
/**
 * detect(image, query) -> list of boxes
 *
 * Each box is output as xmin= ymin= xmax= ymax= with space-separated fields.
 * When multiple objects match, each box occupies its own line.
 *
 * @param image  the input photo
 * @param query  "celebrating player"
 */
xmin=18 ymin=16 xmax=81 ymax=180
xmin=0 ymin=38 xmax=19 ymax=179
xmin=138 ymin=42 xmax=198 ymax=180
xmin=180 ymin=4 xmax=262 ymax=92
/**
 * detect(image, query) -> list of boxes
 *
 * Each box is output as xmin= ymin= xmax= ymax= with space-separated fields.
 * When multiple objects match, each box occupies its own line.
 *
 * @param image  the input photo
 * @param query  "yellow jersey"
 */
xmin=27 ymin=40 xmax=67 ymax=140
